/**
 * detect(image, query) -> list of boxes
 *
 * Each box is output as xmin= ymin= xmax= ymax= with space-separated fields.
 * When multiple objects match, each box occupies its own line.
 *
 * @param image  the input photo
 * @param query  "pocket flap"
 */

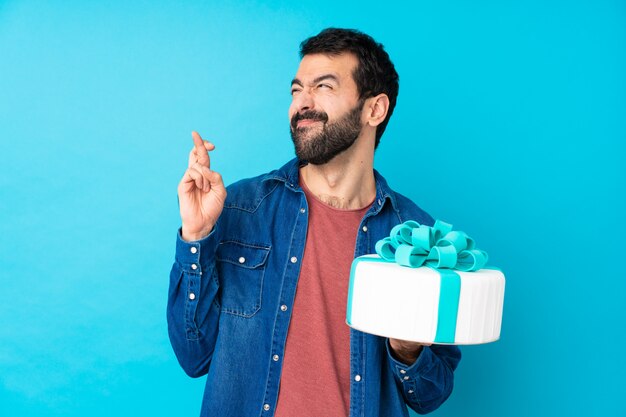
xmin=216 ymin=241 xmax=270 ymax=269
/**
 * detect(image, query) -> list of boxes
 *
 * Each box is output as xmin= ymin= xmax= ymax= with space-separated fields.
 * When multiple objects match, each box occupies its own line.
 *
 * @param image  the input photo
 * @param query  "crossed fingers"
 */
xmin=189 ymin=131 xmax=215 ymax=168
xmin=185 ymin=131 xmax=217 ymax=192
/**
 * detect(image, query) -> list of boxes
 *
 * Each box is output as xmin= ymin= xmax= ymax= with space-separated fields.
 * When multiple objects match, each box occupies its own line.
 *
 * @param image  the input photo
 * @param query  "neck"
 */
xmin=300 ymin=135 xmax=376 ymax=210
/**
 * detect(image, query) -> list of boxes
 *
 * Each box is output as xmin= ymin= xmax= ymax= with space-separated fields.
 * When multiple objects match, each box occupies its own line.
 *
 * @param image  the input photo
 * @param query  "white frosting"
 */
xmin=347 ymin=255 xmax=505 ymax=345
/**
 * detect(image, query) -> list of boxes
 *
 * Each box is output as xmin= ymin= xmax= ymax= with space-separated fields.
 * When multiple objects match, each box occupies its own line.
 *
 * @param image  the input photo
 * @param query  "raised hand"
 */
xmin=178 ymin=131 xmax=227 ymax=241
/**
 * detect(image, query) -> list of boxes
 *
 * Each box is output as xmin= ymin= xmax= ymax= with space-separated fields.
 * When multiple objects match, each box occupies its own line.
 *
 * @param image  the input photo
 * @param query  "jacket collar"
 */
xmin=263 ymin=158 xmax=398 ymax=213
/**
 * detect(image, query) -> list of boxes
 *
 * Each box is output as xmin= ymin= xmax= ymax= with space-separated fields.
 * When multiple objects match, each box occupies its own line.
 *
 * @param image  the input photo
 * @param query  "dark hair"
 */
xmin=299 ymin=28 xmax=399 ymax=148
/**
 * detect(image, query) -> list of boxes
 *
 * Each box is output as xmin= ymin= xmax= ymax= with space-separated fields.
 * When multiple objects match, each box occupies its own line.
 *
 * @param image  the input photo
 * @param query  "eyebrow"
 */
xmin=291 ymin=74 xmax=340 ymax=87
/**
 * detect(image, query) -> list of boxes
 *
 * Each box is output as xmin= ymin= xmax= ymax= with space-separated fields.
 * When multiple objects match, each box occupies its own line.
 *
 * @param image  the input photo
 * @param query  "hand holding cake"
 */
xmin=388 ymin=338 xmax=432 ymax=365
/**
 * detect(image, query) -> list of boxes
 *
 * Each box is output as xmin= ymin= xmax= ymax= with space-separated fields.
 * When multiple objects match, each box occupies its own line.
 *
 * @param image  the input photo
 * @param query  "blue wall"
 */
xmin=1 ymin=1 xmax=624 ymax=416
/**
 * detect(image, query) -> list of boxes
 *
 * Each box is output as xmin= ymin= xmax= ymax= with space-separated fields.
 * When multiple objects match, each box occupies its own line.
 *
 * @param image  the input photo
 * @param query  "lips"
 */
xmin=291 ymin=110 xmax=329 ymax=130
xmin=296 ymin=119 xmax=322 ymax=128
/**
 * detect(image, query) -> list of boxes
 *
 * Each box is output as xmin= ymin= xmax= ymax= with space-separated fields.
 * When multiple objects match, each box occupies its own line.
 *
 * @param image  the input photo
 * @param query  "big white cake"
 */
xmin=346 ymin=255 xmax=505 ymax=344
xmin=346 ymin=220 xmax=506 ymax=345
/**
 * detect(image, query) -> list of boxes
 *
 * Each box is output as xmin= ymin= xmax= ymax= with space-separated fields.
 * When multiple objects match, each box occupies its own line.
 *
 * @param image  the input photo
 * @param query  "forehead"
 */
xmin=294 ymin=53 xmax=358 ymax=84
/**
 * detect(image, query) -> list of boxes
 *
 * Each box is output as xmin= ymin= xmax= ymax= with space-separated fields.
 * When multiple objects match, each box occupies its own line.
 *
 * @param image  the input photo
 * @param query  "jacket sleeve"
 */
xmin=386 ymin=340 xmax=461 ymax=414
xmin=167 ymin=226 xmax=221 ymax=378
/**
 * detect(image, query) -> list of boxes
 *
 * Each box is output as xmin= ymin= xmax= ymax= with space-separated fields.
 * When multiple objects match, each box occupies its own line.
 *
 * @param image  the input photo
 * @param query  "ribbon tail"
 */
xmin=434 ymin=269 xmax=461 ymax=343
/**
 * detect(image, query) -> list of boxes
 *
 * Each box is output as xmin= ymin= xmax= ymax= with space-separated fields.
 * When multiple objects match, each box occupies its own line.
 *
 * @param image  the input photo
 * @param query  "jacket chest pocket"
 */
xmin=216 ymin=240 xmax=271 ymax=318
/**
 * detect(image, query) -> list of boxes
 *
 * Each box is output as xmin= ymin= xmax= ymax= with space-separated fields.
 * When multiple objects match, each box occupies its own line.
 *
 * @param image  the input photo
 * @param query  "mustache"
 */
xmin=291 ymin=110 xmax=329 ymax=130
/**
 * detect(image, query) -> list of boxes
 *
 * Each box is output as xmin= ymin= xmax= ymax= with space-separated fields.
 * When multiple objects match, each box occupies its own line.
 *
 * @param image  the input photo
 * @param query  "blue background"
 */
xmin=1 ymin=1 xmax=624 ymax=416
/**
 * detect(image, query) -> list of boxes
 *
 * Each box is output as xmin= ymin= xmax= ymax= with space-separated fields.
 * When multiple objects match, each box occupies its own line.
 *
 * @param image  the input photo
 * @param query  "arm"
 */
xmin=386 ymin=339 xmax=461 ymax=414
xmin=167 ymin=131 xmax=227 ymax=377
xmin=167 ymin=227 xmax=221 ymax=377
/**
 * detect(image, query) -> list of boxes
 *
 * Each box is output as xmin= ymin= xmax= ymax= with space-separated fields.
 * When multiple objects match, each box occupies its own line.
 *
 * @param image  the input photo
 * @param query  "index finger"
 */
xmin=192 ymin=131 xmax=211 ymax=167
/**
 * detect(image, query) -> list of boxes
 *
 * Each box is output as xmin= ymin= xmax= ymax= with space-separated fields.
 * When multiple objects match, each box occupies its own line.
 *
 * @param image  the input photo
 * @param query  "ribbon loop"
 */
xmin=395 ymin=244 xmax=427 ymax=268
xmin=411 ymin=226 xmax=433 ymax=252
xmin=375 ymin=237 xmax=396 ymax=260
xmin=375 ymin=220 xmax=488 ymax=272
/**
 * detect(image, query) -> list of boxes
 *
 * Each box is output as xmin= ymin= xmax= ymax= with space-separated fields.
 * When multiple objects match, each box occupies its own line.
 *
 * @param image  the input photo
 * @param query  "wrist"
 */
xmin=388 ymin=339 xmax=424 ymax=365
xmin=392 ymin=347 xmax=421 ymax=365
xmin=181 ymin=225 xmax=213 ymax=242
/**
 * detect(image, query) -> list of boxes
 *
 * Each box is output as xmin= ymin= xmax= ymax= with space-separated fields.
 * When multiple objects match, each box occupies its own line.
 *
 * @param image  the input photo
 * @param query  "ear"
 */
xmin=364 ymin=94 xmax=390 ymax=128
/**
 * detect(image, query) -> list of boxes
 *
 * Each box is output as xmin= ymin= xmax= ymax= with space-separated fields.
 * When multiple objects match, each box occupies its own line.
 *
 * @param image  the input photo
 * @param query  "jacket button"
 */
xmin=280 ymin=305 xmax=288 ymax=312
xmin=191 ymin=263 xmax=198 ymax=270
xmin=189 ymin=293 xmax=196 ymax=300
xmin=362 ymin=226 xmax=368 ymax=232
xmin=290 ymin=256 xmax=297 ymax=263
xmin=238 ymin=257 xmax=245 ymax=264
xmin=354 ymin=374 xmax=361 ymax=382
xmin=190 ymin=247 xmax=197 ymax=254
xmin=263 ymin=404 xmax=270 ymax=411
xmin=300 ymin=208 xmax=305 ymax=213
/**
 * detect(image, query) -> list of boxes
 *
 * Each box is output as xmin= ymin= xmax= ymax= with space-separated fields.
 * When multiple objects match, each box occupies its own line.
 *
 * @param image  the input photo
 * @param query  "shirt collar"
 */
xmin=263 ymin=158 xmax=398 ymax=213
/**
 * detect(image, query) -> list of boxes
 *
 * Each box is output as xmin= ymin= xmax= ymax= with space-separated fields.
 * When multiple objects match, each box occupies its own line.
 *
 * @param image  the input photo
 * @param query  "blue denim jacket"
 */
xmin=168 ymin=158 xmax=461 ymax=417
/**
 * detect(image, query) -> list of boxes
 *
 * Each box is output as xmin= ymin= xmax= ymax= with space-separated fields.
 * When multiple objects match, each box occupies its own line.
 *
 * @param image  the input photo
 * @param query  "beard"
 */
xmin=290 ymin=100 xmax=364 ymax=165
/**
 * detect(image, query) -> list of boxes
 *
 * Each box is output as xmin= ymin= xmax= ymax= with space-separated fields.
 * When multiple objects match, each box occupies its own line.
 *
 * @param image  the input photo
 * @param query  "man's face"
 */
xmin=289 ymin=53 xmax=365 ymax=165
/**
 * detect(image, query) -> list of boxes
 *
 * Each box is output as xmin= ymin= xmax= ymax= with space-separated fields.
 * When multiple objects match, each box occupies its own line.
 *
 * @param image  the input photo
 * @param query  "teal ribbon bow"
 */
xmin=374 ymin=220 xmax=488 ymax=343
xmin=375 ymin=220 xmax=488 ymax=271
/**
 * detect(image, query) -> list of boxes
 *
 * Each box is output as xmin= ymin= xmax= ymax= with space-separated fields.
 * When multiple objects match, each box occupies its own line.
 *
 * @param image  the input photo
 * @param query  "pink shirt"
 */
xmin=275 ymin=177 xmax=372 ymax=417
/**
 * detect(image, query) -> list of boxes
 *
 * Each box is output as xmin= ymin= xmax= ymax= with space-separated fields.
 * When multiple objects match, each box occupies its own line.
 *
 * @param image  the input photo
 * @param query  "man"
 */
xmin=168 ymin=28 xmax=461 ymax=417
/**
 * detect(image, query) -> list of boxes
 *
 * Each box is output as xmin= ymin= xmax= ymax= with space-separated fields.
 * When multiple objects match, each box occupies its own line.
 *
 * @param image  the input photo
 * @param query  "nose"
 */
xmin=292 ymin=88 xmax=315 ymax=113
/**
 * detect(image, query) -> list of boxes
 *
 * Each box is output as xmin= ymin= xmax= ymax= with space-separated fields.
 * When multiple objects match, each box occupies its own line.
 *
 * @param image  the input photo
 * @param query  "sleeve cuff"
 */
xmin=175 ymin=226 xmax=218 ymax=274
xmin=386 ymin=339 xmax=435 ymax=383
